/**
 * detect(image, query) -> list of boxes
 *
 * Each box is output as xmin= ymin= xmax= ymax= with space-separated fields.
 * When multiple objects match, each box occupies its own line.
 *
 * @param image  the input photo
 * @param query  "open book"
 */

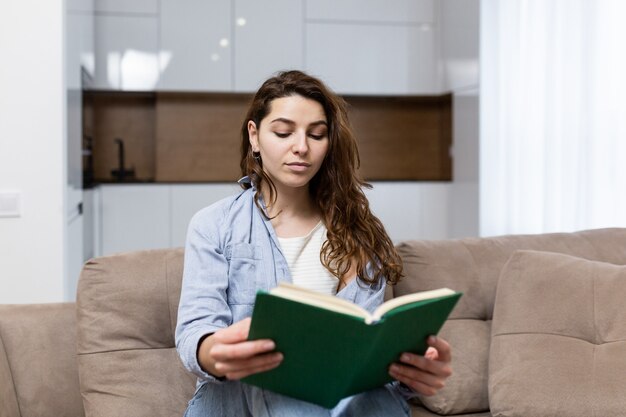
xmin=243 ymin=283 xmax=462 ymax=408
xmin=270 ymin=283 xmax=457 ymax=324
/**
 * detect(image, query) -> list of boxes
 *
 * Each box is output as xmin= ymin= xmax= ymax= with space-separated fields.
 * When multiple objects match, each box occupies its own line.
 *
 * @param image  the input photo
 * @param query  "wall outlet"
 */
xmin=0 ymin=191 xmax=21 ymax=218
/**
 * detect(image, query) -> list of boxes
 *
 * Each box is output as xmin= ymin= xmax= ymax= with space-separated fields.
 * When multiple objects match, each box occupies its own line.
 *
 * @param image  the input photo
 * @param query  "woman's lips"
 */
xmin=286 ymin=162 xmax=311 ymax=172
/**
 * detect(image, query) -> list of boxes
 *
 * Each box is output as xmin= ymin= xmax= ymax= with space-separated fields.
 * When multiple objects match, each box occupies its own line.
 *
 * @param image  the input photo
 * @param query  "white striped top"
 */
xmin=277 ymin=221 xmax=339 ymax=295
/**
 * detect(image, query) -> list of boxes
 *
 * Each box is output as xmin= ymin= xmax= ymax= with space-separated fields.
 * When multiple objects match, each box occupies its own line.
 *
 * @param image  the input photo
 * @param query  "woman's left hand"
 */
xmin=389 ymin=335 xmax=452 ymax=396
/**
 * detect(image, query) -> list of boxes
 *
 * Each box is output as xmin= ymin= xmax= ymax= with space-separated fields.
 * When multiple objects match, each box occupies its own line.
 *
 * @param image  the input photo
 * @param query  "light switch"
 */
xmin=0 ymin=191 xmax=21 ymax=218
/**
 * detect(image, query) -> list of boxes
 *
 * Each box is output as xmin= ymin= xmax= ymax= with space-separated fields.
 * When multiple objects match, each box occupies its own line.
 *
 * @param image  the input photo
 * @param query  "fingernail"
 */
xmin=264 ymin=341 xmax=275 ymax=350
xmin=401 ymin=353 xmax=410 ymax=362
xmin=428 ymin=335 xmax=437 ymax=344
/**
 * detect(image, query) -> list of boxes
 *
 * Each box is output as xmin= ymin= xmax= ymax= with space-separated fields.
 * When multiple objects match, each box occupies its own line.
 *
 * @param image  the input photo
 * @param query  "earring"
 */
xmin=252 ymin=151 xmax=261 ymax=161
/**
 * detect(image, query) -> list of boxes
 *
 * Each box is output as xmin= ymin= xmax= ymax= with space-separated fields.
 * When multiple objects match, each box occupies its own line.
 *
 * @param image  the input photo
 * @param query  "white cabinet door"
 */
xmin=234 ymin=0 xmax=304 ymax=92
xmin=67 ymin=212 xmax=84 ymax=300
xmin=83 ymin=188 xmax=96 ymax=261
xmin=170 ymin=184 xmax=241 ymax=247
xmin=306 ymin=0 xmax=434 ymax=23
xmin=94 ymin=0 xmax=158 ymax=14
xmin=306 ymin=23 xmax=437 ymax=95
xmin=67 ymin=11 xmax=95 ymax=90
xmin=94 ymin=15 xmax=159 ymax=90
xmin=365 ymin=182 xmax=450 ymax=242
xmin=440 ymin=0 xmax=479 ymax=92
xmin=100 ymin=185 xmax=170 ymax=255
xmin=159 ymin=0 xmax=232 ymax=91
xmin=67 ymin=0 xmax=94 ymax=14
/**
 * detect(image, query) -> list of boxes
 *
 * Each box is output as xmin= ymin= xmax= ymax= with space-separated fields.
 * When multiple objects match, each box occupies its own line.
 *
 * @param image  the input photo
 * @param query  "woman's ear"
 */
xmin=248 ymin=120 xmax=259 ymax=152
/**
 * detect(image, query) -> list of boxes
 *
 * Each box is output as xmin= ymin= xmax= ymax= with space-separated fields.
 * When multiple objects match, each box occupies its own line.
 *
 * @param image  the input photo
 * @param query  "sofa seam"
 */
xmin=491 ymin=331 xmax=625 ymax=344
xmin=592 ymin=266 xmax=599 ymax=345
xmin=591 ymin=344 xmax=598 ymax=417
xmin=0 ymin=330 xmax=23 ymax=417
xmin=164 ymin=254 xmax=175 ymax=342
xmin=77 ymin=346 xmax=176 ymax=355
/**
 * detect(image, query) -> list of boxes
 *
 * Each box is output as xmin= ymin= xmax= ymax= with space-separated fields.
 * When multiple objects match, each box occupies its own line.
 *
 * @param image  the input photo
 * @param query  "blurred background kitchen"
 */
xmin=2 ymin=0 xmax=624 ymax=304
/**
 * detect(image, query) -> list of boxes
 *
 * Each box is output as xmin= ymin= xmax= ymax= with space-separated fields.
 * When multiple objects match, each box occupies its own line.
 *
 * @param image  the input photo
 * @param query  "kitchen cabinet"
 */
xmin=67 ymin=0 xmax=94 ymax=13
xmin=170 ymin=184 xmax=242 ymax=247
xmin=67 ymin=12 xmax=95 ymax=90
xmin=94 ymin=14 xmax=159 ymax=90
xmin=94 ymin=0 xmax=158 ymax=15
xmin=91 ymin=0 xmax=443 ymax=94
xmin=159 ymin=0 xmax=232 ymax=91
xmin=97 ymin=184 xmax=240 ymax=255
xmin=365 ymin=182 xmax=450 ymax=242
xmin=440 ymin=0 xmax=479 ymax=91
xmin=99 ymin=185 xmax=170 ymax=255
xmin=159 ymin=0 xmax=303 ymax=92
xmin=95 ymin=182 xmax=452 ymax=256
xmin=304 ymin=0 xmax=438 ymax=94
xmin=233 ymin=0 xmax=304 ymax=91
xmin=305 ymin=0 xmax=434 ymax=24
xmin=305 ymin=23 xmax=438 ymax=95
xmin=66 ymin=0 xmax=95 ymax=300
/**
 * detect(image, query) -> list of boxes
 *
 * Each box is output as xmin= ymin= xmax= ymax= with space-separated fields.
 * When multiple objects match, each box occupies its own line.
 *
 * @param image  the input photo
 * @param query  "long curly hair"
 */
xmin=240 ymin=70 xmax=402 ymax=286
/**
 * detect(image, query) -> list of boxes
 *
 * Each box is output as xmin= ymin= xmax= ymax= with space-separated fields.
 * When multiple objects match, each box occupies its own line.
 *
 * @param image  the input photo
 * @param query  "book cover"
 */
xmin=242 ymin=286 xmax=462 ymax=408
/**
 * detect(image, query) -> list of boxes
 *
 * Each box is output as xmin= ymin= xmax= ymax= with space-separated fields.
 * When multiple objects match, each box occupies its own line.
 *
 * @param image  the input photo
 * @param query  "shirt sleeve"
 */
xmin=175 ymin=206 xmax=232 ymax=381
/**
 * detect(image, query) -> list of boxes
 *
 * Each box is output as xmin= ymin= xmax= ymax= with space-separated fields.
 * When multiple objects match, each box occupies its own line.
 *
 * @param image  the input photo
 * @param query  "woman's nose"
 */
xmin=292 ymin=132 xmax=308 ymax=154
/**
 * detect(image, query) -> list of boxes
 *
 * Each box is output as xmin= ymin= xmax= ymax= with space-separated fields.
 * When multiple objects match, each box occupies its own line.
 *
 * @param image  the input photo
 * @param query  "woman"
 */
xmin=176 ymin=70 xmax=452 ymax=416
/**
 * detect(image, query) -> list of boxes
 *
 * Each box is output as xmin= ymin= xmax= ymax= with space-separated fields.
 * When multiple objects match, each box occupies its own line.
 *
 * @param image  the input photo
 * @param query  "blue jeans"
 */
xmin=184 ymin=381 xmax=411 ymax=417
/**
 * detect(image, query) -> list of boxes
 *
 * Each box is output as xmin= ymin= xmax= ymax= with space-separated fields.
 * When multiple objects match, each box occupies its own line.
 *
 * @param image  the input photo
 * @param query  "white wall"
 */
xmin=0 ymin=0 xmax=66 ymax=303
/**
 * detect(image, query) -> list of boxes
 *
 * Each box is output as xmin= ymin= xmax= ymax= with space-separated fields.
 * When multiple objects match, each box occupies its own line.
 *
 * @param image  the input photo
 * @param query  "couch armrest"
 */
xmin=0 ymin=303 xmax=84 ymax=417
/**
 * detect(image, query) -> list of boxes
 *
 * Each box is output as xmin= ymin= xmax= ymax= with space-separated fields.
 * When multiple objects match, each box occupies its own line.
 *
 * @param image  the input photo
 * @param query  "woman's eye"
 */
xmin=309 ymin=133 xmax=326 ymax=140
xmin=275 ymin=132 xmax=291 ymax=138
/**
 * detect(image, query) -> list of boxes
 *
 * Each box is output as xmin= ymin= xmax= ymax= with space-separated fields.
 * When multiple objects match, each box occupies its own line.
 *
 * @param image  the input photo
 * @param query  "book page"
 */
xmin=371 ymin=288 xmax=456 ymax=321
xmin=270 ymin=283 xmax=370 ymax=320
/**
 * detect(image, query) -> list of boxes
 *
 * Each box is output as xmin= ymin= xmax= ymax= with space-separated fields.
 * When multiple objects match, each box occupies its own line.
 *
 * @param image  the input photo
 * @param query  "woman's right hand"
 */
xmin=197 ymin=317 xmax=283 ymax=380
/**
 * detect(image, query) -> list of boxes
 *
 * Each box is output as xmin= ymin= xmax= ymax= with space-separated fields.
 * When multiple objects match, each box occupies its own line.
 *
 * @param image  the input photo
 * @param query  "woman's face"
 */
xmin=248 ymin=94 xmax=329 ymax=193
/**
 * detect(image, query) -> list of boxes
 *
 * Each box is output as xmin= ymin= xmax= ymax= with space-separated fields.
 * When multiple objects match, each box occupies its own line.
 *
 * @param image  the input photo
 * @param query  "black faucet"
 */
xmin=111 ymin=138 xmax=135 ymax=181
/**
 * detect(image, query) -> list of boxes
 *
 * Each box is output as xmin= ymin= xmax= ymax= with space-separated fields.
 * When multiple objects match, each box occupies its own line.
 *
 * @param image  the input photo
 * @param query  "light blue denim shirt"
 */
xmin=175 ymin=181 xmax=387 ymax=382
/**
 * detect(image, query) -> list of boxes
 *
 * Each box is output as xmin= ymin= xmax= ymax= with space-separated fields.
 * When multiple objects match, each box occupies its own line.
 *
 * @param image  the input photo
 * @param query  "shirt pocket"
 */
xmin=226 ymin=242 xmax=262 ymax=305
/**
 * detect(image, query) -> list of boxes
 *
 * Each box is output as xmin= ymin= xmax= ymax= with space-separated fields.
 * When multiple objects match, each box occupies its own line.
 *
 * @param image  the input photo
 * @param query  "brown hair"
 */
xmin=240 ymin=70 xmax=402 ymax=285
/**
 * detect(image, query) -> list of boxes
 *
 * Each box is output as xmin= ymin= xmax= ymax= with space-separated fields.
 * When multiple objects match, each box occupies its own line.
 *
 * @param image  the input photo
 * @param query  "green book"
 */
xmin=242 ymin=283 xmax=462 ymax=408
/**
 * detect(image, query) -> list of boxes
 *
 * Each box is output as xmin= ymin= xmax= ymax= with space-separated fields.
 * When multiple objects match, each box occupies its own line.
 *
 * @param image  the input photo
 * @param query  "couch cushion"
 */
xmin=395 ymin=228 xmax=626 ymax=415
xmin=76 ymin=248 xmax=196 ymax=417
xmin=411 ymin=407 xmax=492 ymax=417
xmin=489 ymin=250 xmax=626 ymax=417
xmin=0 ymin=303 xmax=84 ymax=417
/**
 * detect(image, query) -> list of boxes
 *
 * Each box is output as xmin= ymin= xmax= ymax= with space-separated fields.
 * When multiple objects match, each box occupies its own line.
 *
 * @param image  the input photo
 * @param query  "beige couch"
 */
xmin=2 ymin=227 xmax=626 ymax=417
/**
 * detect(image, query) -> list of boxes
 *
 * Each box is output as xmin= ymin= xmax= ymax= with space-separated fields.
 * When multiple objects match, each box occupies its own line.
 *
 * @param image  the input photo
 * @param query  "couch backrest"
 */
xmin=76 ymin=248 xmax=195 ymax=417
xmin=0 ymin=303 xmax=84 ymax=417
xmin=394 ymin=227 xmax=626 ymax=415
xmin=75 ymin=228 xmax=626 ymax=417
xmin=396 ymin=227 xmax=626 ymax=318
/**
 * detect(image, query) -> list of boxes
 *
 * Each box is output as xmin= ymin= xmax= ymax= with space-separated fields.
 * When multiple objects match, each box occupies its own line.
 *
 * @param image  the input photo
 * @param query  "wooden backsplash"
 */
xmin=348 ymin=95 xmax=451 ymax=180
xmin=155 ymin=93 xmax=248 ymax=182
xmin=85 ymin=92 xmax=156 ymax=181
xmin=85 ymin=91 xmax=452 ymax=183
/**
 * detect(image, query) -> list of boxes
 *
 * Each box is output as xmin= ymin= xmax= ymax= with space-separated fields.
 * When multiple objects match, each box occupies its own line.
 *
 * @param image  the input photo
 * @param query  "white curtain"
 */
xmin=480 ymin=0 xmax=626 ymax=236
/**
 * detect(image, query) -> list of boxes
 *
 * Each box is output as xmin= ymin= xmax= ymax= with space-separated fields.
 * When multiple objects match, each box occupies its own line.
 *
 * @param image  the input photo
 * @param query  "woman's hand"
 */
xmin=198 ymin=317 xmax=283 ymax=380
xmin=389 ymin=335 xmax=452 ymax=396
